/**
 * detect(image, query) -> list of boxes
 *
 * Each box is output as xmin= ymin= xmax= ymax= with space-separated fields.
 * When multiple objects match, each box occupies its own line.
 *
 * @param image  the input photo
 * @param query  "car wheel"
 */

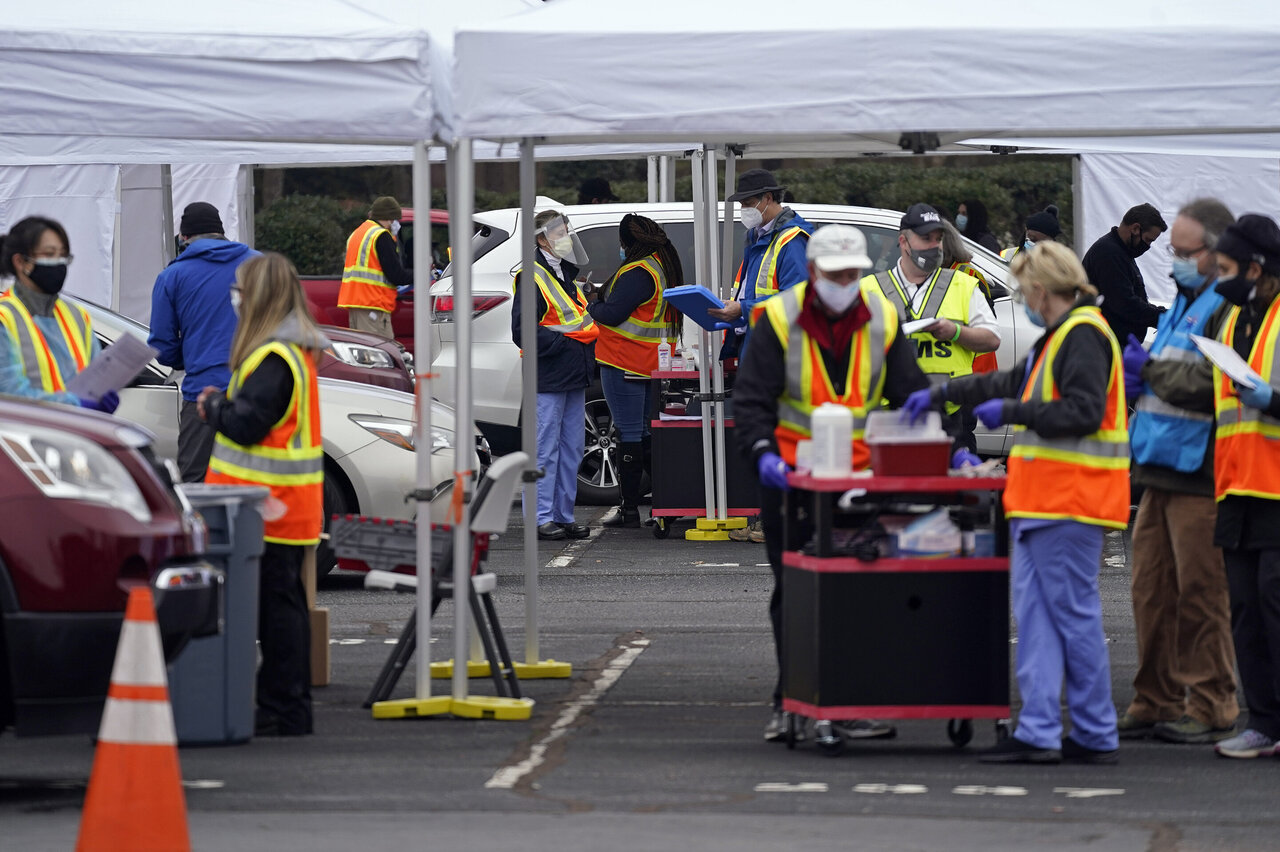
xmin=577 ymin=390 xmax=619 ymax=505
xmin=318 ymin=463 xmax=354 ymax=576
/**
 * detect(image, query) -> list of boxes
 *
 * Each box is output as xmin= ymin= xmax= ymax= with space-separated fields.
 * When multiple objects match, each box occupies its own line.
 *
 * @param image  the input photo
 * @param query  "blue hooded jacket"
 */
xmin=148 ymin=238 xmax=258 ymax=400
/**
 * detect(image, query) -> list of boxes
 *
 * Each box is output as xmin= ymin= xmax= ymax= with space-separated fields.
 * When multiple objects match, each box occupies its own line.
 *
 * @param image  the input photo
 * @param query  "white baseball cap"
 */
xmin=806 ymin=224 xmax=872 ymax=272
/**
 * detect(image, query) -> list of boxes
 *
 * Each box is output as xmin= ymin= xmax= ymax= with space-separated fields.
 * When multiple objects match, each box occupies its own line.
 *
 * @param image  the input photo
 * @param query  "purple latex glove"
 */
xmin=1124 ymin=366 xmax=1145 ymax=401
xmin=76 ymin=390 xmax=120 ymax=414
xmin=951 ymin=448 xmax=982 ymax=468
xmin=973 ymin=398 xmax=1006 ymax=429
xmin=757 ymin=451 xmax=792 ymax=491
xmin=1122 ymin=334 xmax=1149 ymax=376
xmin=900 ymin=387 xmax=935 ymax=424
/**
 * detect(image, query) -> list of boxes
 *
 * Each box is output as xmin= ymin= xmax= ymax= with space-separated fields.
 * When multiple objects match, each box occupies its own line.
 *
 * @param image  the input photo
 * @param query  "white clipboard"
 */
xmin=901 ymin=318 xmax=937 ymax=334
xmin=1190 ymin=334 xmax=1262 ymax=389
xmin=65 ymin=331 xmax=159 ymax=401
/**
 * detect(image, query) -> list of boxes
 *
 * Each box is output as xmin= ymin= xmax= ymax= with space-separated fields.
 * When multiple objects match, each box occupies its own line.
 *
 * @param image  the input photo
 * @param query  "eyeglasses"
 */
xmin=1167 ymin=244 xmax=1207 ymax=261
xmin=25 ymin=252 xmax=73 ymax=265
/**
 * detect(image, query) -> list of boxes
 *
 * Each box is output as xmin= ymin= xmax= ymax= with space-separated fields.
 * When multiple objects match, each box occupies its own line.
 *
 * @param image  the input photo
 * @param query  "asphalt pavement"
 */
xmin=3 ymin=507 xmax=1279 ymax=851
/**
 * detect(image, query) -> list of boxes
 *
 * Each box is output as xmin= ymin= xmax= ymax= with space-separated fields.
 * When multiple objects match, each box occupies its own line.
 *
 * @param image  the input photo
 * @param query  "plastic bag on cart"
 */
xmin=897 ymin=508 xmax=961 ymax=557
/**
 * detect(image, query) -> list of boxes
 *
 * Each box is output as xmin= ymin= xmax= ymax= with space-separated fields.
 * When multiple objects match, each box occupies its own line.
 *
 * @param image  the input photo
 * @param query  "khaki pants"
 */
xmin=1127 ymin=487 xmax=1238 ymax=728
xmin=348 ymin=308 xmax=393 ymax=340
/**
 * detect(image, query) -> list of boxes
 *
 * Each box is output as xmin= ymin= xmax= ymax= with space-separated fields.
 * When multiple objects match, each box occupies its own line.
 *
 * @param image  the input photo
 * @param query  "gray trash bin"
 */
xmin=168 ymin=483 xmax=269 ymax=745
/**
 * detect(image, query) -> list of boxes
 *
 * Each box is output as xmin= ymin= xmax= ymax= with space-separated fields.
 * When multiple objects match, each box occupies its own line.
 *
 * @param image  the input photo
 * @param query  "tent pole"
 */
xmin=411 ymin=140 xmax=435 ymax=701
xmin=1071 ymin=154 xmax=1085 ymax=256
xmin=519 ymin=138 xmax=541 ymax=666
xmin=659 ymin=157 xmax=675 ymax=203
xmin=712 ymin=148 xmax=736 ymax=522
xmin=647 ymin=156 xmax=659 ymax=203
xmin=237 ymin=165 xmax=255 ymax=249
xmin=159 ymin=165 xmax=176 ymax=267
xmin=450 ymin=139 xmax=475 ymax=703
xmin=689 ymin=149 xmax=716 ymax=520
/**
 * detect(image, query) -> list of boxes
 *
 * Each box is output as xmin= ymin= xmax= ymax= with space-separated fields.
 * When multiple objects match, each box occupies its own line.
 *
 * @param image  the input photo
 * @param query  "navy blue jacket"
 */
xmin=149 ymin=238 xmax=258 ymax=401
xmin=511 ymin=252 xmax=595 ymax=393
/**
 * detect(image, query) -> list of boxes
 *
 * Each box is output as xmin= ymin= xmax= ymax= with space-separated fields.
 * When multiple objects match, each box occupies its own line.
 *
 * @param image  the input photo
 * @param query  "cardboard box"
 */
xmin=310 ymin=606 xmax=330 ymax=687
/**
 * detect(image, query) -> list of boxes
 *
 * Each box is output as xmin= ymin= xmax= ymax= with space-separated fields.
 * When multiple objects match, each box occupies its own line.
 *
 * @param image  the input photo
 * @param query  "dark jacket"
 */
xmin=148 ymin=238 xmax=257 ymax=401
xmin=1082 ymin=227 xmax=1163 ymax=346
xmin=511 ymin=251 xmax=595 ymax=394
xmin=735 ymin=285 xmax=928 ymax=463
xmin=374 ymin=231 xmax=413 ymax=287
xmin=943 ymin=299 xmax=1114 ymax=440
xmin=587 ymin=255 xmax=658 ymax=328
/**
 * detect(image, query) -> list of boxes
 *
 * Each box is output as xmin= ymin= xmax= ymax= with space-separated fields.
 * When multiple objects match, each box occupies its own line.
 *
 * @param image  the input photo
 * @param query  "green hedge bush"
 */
xmin=256 ymin=195 xmax=366 ymax=275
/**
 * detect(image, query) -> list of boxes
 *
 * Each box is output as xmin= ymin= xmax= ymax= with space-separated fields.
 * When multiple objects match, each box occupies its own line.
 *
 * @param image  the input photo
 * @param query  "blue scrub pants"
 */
xmin=1010 ymin=519 xmax=1119 ymax=751
xmin=599 ymin=365 xmax=651 ymax=443
xmin=533 ymin=389 xmax=585 ymax=525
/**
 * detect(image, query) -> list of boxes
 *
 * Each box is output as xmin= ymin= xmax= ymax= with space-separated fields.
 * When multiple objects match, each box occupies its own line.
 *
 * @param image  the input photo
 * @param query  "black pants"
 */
xmin=257 ymin=542 xmax=313 ymax=734
xmin=1224 ymin=547 xmax=1280 ymax=739
xmin=178 ymin=399 xmax=218 ymax=483
xmin=760 ymin=485 xmax=812 ymax=708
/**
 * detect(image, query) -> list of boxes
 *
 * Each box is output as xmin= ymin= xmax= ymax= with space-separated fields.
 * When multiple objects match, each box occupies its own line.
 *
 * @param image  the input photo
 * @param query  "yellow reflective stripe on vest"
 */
xmin=527 ymin=264 xmax=595 ymax=334
xmin=1009 ymin=308 xmax=1128 ymax=468
xmin=753 ymin=226 xmax=807 ymax=299
xmin=606 ymin=257 xmax=675 ymax=341
xmin=1213 ymin=301 xmax=1280 ymax=439
xmin=0 ymin=295 xmax=89 ymax=392
xmin=210 ymin=342 xmax=323 ymax=486
xmin=345 ymin=222 xmax=391 ymax=288
xmin=53 ymin=301 xmax=92 ymax=369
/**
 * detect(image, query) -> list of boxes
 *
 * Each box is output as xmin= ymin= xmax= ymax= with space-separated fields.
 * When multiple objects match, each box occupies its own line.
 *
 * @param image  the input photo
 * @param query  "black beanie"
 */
xmin=1024 ymin=205 xmax=1061 ymax=238
xmin=1215 ymin=214 xmax=1280 ymax=276
xmin=179 ymin=202 xmax=223 ymax=237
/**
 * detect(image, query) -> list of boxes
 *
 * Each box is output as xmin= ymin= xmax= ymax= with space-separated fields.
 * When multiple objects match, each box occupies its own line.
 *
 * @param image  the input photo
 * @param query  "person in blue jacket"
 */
xmin=148 ymin=202 xmax=258 ymax=481
xmin=708 ymin=169 xmax=812 ymax=361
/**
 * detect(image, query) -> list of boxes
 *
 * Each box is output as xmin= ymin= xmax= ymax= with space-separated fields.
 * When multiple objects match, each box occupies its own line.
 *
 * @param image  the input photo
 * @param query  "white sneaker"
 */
xmin=1214 ymin=728 xmax=1277 ymax=758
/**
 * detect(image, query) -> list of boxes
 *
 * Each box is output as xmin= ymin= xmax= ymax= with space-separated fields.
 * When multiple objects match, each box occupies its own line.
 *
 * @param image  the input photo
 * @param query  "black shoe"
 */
xmin=978 ymin=736 xmax=1062 ymax=764
xmin=1062 ymin=736 xmax=1118 ymax=764
xmin=559 ymin=521 xmax=590 ymax=539
xmin=537 ymin=522 xmax=566 ymax=540
xmin=255 ymin=711 xmax=311 ymax=737
xmin=601 ymin=505 xmax=641 ymax=528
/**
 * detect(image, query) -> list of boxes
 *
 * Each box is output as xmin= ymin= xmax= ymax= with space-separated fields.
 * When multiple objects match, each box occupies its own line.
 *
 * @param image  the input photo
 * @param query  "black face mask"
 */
xmin=910 ymin=246 xmax=942 ymax=274
xmin=1215 ymin=273 xmax=1255 ymax=307
xmin=1125 ymin=231 xmax=1151 ymax=258
xmin=26 ymin=260 xmax=68 ymax=295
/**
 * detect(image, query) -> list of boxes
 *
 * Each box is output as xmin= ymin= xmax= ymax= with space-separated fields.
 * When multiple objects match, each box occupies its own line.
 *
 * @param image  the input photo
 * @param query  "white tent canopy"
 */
xmin=455 ymin=0 xmax=1280 ymax=146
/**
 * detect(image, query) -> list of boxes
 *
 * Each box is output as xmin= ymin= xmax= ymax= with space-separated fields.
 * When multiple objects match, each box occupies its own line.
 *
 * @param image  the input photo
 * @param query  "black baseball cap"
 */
xmin=900 ymin=203 xmax=944 ymax=235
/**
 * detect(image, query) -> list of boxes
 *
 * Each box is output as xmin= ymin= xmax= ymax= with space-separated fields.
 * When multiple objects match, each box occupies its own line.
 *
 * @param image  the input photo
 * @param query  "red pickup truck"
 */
xmin=300 ymin=207 xmax=449 ymax=357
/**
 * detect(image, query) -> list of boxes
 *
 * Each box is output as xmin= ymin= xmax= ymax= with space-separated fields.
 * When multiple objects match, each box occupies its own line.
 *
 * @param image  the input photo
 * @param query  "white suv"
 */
xmin=429 ymin=202 xmax=1027 ymax=504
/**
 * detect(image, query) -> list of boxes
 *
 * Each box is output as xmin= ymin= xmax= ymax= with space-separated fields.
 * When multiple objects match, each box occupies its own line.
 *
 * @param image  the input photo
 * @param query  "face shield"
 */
xmin=537 ymin=214 xmax=589 ymax=266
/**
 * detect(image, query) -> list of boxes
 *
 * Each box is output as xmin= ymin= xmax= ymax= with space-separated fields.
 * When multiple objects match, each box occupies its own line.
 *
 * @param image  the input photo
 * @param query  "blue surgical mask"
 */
xmin=1023 ymin=302 xmax=1046 ymax=328
xmin=955 ymin=214 xmax=969 ymax=232
xmin=1023 ymin=238 xmax=1036 ymax=252
xmin=1171 ymin=257 xmax=1207 ymax=292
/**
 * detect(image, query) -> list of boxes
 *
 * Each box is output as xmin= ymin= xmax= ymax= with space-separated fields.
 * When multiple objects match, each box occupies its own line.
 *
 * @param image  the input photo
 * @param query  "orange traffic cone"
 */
xmin=77 ymin=587 xmax=190 ymax=852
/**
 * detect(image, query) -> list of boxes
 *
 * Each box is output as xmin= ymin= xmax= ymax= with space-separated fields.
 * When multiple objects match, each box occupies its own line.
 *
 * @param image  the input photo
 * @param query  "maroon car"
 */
xmin=319 ymin=325 xmax=414 ymax=393
xmin=0 ymin=397 xmax=220 ymax=737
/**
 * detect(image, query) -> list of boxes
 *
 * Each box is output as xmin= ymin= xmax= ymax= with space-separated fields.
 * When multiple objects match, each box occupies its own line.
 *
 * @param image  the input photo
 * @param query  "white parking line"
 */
xmin=853 ymin=783 xmax=928 ymax=795
xmin=755 ymin=782 xmax=829 ymax=793
xmin=1054 ymin=787 xmax=1125 ymax=799
xmin=952 ymin=785 xmax=1028 ymax=797
xmin=484 ymin=638 xmax=651 ymax=790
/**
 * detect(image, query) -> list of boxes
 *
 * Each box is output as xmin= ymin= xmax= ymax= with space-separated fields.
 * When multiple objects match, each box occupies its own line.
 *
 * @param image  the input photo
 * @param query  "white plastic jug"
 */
xmin=657 ymin=341 xmax=671 ymax=372
xmin=811 ymin=403 xmax=853 ymax=478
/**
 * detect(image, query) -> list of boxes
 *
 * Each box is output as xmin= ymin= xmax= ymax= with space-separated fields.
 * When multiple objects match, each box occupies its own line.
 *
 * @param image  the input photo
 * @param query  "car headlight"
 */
xmin=329 ymin=341 xmax=396 ymax=370
xmin=0 ymin=425 xmax=152 ymax=523
xmin=348 ymin=415 xmax=455 ymax=454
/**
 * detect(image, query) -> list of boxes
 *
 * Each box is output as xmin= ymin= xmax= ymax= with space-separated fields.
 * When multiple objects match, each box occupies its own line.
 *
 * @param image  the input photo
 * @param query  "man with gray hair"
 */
xmin=1119 ymin=197 xmax=1239 ymax=743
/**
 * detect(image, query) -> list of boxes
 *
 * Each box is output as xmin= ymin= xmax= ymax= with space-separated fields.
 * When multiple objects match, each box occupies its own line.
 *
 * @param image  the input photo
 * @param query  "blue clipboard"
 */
xmin=664 ymin=284 xmax=743 ymax=331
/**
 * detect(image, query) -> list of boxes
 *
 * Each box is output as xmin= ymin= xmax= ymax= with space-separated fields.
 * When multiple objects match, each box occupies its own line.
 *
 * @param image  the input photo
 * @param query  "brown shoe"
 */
xmin=1116 ymin=712 xmax=1158 ymax=739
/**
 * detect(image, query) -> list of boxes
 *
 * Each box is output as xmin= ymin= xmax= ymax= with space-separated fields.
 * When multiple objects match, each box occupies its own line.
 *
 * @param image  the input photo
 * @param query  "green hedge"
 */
xmin=255 ymin=195 xmax=366 ymax=275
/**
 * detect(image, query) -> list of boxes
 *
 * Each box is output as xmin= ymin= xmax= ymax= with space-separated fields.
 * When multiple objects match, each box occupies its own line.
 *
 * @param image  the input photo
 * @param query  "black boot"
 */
xmin=640 ymin=433 xmax=653 ymax=500
xmin=602 ymin=441 xmax=643 ymax=528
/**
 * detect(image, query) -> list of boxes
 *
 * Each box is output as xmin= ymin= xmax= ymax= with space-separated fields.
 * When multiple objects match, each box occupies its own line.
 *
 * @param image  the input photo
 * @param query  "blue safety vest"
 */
xmin=1129 ymin=285 xmax=1224 ymax=473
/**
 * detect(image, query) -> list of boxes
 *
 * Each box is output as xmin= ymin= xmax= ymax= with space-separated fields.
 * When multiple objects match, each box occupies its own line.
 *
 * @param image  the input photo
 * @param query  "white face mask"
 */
xmin=813 ymin=276 xmax=861 ymax=314
xmin=230 ymin=288 xmax=242 ymax=316
xmin=390 ymin=220 xmax=402 ymax=237
xmin=740 ymin=204 xmax=764 ymax=231
xmin=552 ymin=235 xmax=574 ymax=259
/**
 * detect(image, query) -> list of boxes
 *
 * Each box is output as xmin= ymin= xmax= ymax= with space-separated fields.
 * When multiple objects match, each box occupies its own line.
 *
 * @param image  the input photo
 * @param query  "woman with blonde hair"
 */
xmin=904 ymin=241 xmax=1127 ymax=764
xmin=199 ymin=251 xmax=327 ymax=736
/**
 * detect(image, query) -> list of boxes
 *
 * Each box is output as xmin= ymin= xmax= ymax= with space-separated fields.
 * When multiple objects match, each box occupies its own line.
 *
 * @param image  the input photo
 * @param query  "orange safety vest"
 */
xmin=735 ymin=225 xmax=808 ymax=301
xmin=758 ymin=280 xmax=899 ymax=469
xmin=594 ymin=255 xmax=677 ymax=375
xmin=516 ymin=261 xmax=599 ymax=345
xmin=1003 ymin=307 xmax=1130 ymax=528
xmin=1212 ymin=296 xmax=1280 ymax=502
xmin=0 ymin=293 xmax=93 ymax=392
xmin=206 ymin=341 xmax=324 ymax=545
xmin=338 ymin=220 xmax=395 ymax=314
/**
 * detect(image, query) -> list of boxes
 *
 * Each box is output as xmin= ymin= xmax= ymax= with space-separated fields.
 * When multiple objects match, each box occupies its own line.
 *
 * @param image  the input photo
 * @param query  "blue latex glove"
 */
xmin=395 ymin=284 xmax=413 ymax=300
xmin=973 ymin=398 xmax=1006 ymax=429
xmin=77 ymin=390 xmax=120 ymax=414
xmin=757 ymin=451 xmax=792 ymax=491
xmin=1237 ymin=380 xmax=1274 ymax=411
xmin=951 ymin=448 xmax=982 ymax=469
xmin=900 ymin=387 xmax=935 ymax=424
xmin=1122 ymin=334 xmax=1150 ymax=376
